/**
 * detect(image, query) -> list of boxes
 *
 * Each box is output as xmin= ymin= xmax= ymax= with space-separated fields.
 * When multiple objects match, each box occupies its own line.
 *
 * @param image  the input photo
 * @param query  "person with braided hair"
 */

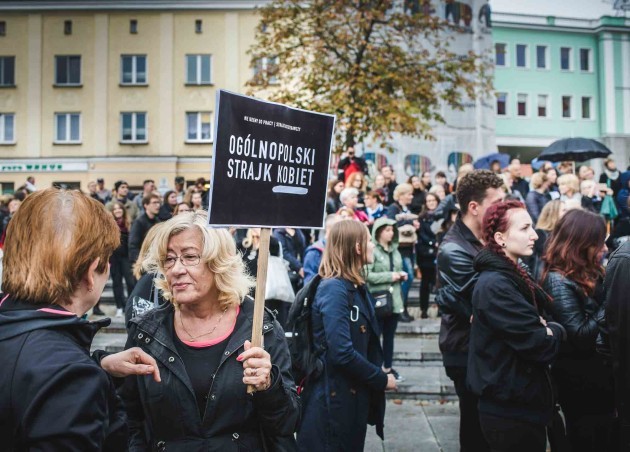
xmin=541 ymin=209 xmax=614 ymax=452
xmin=467 ymin=200 xmax=566 ymax=452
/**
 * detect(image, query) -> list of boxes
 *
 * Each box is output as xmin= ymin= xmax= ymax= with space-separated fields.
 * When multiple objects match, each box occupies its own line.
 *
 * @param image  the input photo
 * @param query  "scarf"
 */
xmin=115 ymin=217 xmax=128 ymax=234
xmin=473 ymin=247 xmax=551 ymax=310
xmin=604 ymin=168 xmax=620 ymax=181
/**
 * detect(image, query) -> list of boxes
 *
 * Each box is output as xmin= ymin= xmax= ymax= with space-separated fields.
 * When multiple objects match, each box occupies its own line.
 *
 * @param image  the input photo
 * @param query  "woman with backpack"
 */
xmin=296 ymin=220 xmax=397 ymax=451
xmin=366 ymin=217 xmax=407 ymax=383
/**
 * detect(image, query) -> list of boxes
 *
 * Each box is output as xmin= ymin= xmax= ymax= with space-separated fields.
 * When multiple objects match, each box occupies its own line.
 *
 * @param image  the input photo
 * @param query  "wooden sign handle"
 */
xmin=248 ymin=227 xmax=271 ymax=394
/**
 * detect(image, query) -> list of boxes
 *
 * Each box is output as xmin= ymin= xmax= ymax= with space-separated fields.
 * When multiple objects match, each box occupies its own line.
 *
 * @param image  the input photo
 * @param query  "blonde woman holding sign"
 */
xmin=120 ymin=212 xmax=299 ymax=450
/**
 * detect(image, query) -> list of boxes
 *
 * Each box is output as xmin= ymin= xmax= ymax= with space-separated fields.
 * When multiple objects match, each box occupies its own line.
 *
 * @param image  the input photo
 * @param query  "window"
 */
xmin=120 ymin=112 xmax=147 ymax=143
xmin=0 ymin=57 xmax=15 ymax=86
xmin=130 ymin=20 xmax=138 ymax=34
xmin=186 ymin=112 xmax=212 ymax=142
xmin=517 ymin=93 xmax=528 ymax=116
xmin=536 ymin=45 xmax=548 ymax=69
xmin=186 ymin=54 xmax=211 ymax=85
xmin=495 ymin=43 xmax=507 ymax=66
xmin=195 ymin=19 xmax=202 ymax=34
xmin=55 ymin=55 xmax=81 ymax=85
xmin=54 ymin=113 xmax=81 ymax=143
xmin=254 ymin=56 xmax=280 ymax=84
xmin=537 ymin=95 xmax=548 ymax=117
xmin=582 ymin=96 xmax=592 ymax=119
xmin=516 ymin=44 xmax=528 ymax=68
xmin=0 ymin=21 xmax=6 ymax=37
xmin=121 ymin=55 xmax=147 ymax=85
xmin=496 ymin=92 xmax=508 ymax=116
xmin=560 ymin=47 xmax=572 ymax=70
xmin=0 ymin=113 xmax=15 ymax=143
xmin=562 ymin=96 xmax=572 ymax=118
xmin=64 ymin=20 xmax=72 ymax=35
xmin=579 ymin=48 xmax=591 ymax=72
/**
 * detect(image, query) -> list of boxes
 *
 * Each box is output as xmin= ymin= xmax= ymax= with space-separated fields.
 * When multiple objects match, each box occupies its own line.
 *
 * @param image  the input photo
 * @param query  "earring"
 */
xmin=500 ymin=243 xmax=506 ymax=248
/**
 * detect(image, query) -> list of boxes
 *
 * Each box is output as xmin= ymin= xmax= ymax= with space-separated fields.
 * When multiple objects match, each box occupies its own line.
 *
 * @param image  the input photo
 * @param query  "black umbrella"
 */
xmin=538 ymin=137 xmax=612 ymax=162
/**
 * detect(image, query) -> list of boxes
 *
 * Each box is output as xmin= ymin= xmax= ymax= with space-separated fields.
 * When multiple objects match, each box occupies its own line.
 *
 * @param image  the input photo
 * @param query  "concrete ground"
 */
xmin=365 ymin=400 xmax=459 ymax=452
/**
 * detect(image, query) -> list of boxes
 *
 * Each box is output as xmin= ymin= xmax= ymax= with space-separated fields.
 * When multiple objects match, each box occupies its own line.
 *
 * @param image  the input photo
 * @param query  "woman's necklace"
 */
xmin=178 ymin=307 xmax=229 ymax=342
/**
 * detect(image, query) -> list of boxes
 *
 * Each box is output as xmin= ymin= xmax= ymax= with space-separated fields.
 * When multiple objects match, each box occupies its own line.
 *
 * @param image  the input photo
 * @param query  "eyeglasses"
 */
xmin=163 ymin=253 xmax=201 ymax=270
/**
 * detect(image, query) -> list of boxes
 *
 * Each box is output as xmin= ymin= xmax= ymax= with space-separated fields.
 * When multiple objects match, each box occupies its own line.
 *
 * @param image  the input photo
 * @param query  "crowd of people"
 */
xmin=3 ymin=148 xmax=630 ymax=450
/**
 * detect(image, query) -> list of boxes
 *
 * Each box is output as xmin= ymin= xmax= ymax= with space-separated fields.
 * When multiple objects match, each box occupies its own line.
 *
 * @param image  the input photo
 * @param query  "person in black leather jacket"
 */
xmin=603 ymin=240 xmax=630 ymax=451
xmin=542 ymin=209 xmax=615 ymax=452
xmin=468 ymin=200 xmax=564 ymax=452
xmin=435 ymin=170 xmax=505 ymax=452
xmin=119 ymin=211 xmax=299 ymax=451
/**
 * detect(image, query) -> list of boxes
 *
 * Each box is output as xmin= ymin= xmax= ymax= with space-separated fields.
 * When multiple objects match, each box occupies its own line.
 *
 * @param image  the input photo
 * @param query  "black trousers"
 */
xmin=479 ymin=412 xmax=547 ymax=452
xmin=419 ymin=265 xmax=436 ymax=313
xmin=378 ymin=314 xmax=399 ymax=369
xmin=445 ymin=366 xmax=490 ymax=452
xmin=110 ymin=254 xmax=136 ymax=310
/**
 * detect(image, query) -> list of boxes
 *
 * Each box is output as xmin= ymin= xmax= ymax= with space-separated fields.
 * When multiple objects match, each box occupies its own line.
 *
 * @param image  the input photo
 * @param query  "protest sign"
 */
xmin=207 ymin=90 xmax=335 ymax=229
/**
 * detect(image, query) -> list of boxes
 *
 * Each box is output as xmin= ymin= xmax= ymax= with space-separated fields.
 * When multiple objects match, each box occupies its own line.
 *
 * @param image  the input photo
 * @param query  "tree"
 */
xmin=247 ymin=0 xmax=493 ymax=151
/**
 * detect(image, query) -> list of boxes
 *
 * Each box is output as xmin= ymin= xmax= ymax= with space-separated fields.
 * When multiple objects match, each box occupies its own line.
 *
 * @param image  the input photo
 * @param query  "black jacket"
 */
xmin=272 ymin=228 xmax=306 ymax=272
xmin=435 ymin=217 xmax=482 ymax=366
xmin=525 ymin=190 xmax=548 ymax=225
xmin=120 ymin=298 xmax=300 ymax=451
xmin=416 ymin=212 xmax=438 ymax=267
xmin=128 ymin=213 xmax=160 ymax=264
xmin=157 ymin=204 xmax=174 ymax=222
xmin=0 ymin=295 xmax=126 ymax=451
xmin=604 ymin=242 xmax=630 ymax=422
xmin=467 ymin=271 xmax=563 ymax=425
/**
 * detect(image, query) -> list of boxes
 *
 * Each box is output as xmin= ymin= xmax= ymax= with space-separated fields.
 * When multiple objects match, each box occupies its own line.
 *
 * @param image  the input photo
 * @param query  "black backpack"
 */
xmin=286 ymin=275 xmax=327 ymax=394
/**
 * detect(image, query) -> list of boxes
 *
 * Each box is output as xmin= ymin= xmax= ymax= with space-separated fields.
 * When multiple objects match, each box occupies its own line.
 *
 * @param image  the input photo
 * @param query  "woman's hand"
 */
xmin=100 ymin=347 xmax=161 ymax=382
xmin=237 ymin=340 xmax=273 ymax=392
xmin=391 ymin=272 xmax=402 ymax=282
xmin=386 ymin=373 xmax=397 ymax=391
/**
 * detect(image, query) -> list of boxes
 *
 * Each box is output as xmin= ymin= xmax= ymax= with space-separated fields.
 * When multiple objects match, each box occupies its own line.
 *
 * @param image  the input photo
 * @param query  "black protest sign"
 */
xmin=207 ymin=90 xmax=335 ymax=228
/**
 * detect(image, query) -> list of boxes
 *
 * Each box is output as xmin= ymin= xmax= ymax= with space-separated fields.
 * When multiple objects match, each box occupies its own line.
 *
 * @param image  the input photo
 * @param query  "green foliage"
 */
xmin=247 ymin=0 xmax=493 ymax=151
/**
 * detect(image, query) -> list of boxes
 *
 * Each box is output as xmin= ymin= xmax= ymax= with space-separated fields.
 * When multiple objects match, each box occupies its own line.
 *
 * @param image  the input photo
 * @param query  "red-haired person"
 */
xmin=467 ymin=200 xmax=565 ymax=452
xmin=541 ymin=209 xmax=614 ymax=451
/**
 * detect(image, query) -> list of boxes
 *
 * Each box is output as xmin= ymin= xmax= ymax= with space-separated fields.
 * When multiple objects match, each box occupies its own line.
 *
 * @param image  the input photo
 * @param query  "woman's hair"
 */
xmin=407 ymin=175 xmax=426 ymax=191
xmin=482 ymin=200 xmax=540 ymax=306
xmin=2 ymin=188 xmax=119 ymax=305
xmin=365 ymin=190 xmax=382 ymax=204
xmin=557 ymin=174 xmax=580 ymax=195
xmin=393 ymin=183 xmax=413 ymax=201
xmin=183 ymin=186 xmax=198 ymax=206
xmin=133 ymin=222 xmax=164 ymax=280
xmin=242 ymin=228 xmax=260 ymax=249
xmin=530 ymin=172 xmax=548 ymax=190
xmin=319 ymin=220 xmax=370 ymax=285
xmin=336 ymin=206 xmax=355 ymax=219
xmin=173 ymin=203 xmax=191 ymax=216
xmin=339 ymin=187 xmax=359 ymax=204
xmin=541 ymin=209 xmax=605 ymax=295
xmin=346 ymin=172 xmax=367 ymax=192
xmin=107 ymin=200 xmax=131 ymax=230
xmin=535 ymin=200 xmax=563 ymax=231
xmin=148 ymin=211 xmax=254 ymax=309
xmin=419 ymin=193 xmax=440 ymax=219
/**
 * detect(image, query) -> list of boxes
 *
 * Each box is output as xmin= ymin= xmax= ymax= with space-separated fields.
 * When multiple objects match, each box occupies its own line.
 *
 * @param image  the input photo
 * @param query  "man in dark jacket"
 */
xmin=435 ymin=170 xmax=504 ymax=452
xmin=337 ymin=146 xmax=368 ymax=182
xmin=273 ymin=228 xmax=306 ymax=290
xmin=509 ymin=158 xmax=530 ymax=198
xmin=128 ymin=194 xmax=161 ymax=264
xmin=604 ymin=240 xmax=630 ymax=450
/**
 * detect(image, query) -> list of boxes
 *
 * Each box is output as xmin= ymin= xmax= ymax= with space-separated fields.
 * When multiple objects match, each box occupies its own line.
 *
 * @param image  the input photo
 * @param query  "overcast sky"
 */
xmin=492 ymin=0 xmax=626 ymax=20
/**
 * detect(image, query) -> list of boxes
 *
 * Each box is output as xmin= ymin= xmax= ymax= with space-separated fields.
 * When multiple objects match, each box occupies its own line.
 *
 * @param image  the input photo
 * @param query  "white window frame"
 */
xmin=494 ymin=42 xmax=509 ymax=67
xmin=185 ymin=54 xmax=212 ymax=85
xmin=54 ymin=55 xmax=82 ymax=86
xmin=535 ymin=45 xmax=550 ymax=70
xmin=0 ymin=113 xmax=15 ymax=144
xmin=581 ymin=96 xmax=594 ymax=120
xmin=120 ymin=112 xmax=148 ymax=144
xmin=515 ymin=44 xmax=529 ymax=69
xmin=516 ymin=93 xmax=529 ymax=117
xmin=0 ymin=56 xmax=15 ymax=86
xmin=54 ymin=112 xmax=82 ymax=144
xmin=560 ymin=47 xmax=573 ymax=72
xmin=537 ymin=94 xmax=550 ymax=118
xmin=254 ymin=57 xmax=280 ymax=84
xmin=579 ymin=48 xmax=593 ymax=73
xmin=561 ymin=95 xmax=573 ymax=119
xmin=185 ymin=111 xmax=213 ymax=143
xmin=496 ymin=92 xmax=509 ymax=117
xmin=120 ymin=54 xmax=148 ymax=85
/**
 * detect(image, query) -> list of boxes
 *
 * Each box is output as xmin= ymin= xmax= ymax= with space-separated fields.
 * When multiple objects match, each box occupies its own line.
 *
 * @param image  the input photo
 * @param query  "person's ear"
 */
xmin=494 ymin=232 xmax=506 ymax=248
xmin=84 ymin=257 xmax=101 ymax=292
xmin=355 ymin=242 xmax=362 ymax=255
xmin=468 ymin=201 xmax=479 ymax=216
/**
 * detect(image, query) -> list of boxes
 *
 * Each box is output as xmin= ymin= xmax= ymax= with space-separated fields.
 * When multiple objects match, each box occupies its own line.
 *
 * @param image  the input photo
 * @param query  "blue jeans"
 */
xmin=401 ymin=255 xmax=414 ymax=309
